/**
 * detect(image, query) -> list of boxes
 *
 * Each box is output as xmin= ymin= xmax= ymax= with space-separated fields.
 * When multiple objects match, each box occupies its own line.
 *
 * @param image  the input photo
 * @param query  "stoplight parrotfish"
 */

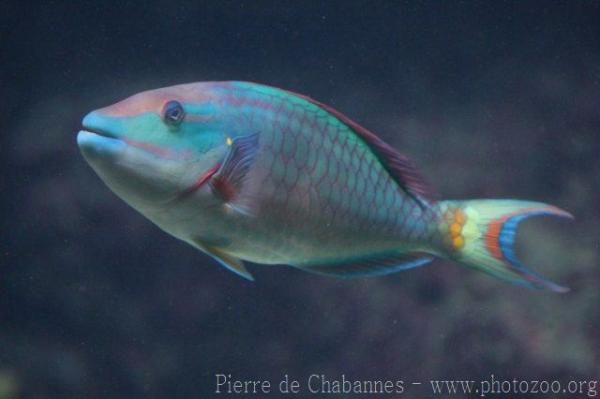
xmin=77 ymin=81 xmax=572 ymax=292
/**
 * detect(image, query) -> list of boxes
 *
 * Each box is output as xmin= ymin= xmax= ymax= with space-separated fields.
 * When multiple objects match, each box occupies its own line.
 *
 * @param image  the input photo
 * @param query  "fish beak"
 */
xmin=77 ymin=130 xmax=126 ymax=160
xmin=77 ymin=111 xmax=125 ymax=160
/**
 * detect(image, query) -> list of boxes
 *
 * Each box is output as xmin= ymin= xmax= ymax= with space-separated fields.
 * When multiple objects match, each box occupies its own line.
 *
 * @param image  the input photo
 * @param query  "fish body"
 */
xmin=77 ymin=81 xmax=571 ymax=291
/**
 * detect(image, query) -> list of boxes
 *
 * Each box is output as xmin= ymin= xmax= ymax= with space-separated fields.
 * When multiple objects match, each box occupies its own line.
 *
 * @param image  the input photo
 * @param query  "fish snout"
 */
xmin=77 ymin=110 xmax=126 ymax=161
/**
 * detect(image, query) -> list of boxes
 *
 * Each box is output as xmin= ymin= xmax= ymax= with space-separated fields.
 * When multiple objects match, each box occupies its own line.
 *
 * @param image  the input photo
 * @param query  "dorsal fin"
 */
xmin=288 ymin=90 xmax=436 ymax=206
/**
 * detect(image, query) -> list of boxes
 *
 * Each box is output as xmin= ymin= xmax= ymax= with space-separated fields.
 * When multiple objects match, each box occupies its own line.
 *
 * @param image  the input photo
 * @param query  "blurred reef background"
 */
xmin=1 ymin=2 xmax=599 ymax=398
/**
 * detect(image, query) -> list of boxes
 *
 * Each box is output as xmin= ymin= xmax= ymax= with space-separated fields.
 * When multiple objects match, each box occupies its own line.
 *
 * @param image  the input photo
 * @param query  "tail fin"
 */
xmin=438 ymin=199 xmax=573 ymax=293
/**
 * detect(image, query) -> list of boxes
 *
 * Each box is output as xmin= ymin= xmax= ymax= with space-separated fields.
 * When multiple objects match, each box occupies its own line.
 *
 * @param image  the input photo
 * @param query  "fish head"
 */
xmin=77 ymin=83 xmax=231 ymax=211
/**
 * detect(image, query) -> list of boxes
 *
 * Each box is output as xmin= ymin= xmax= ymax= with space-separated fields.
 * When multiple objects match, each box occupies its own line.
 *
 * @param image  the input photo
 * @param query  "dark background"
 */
xmin=1 ymin=2 xmax=599 ymax=398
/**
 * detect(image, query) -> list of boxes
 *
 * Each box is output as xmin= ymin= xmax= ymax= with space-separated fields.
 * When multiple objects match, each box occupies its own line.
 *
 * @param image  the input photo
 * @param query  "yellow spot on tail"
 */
xmin=450 ymin=223 xmax=462 ymax=237
xmin=226 ymin=137 xmax=233 ymax=146
xmin=444 ymin=207 xmax=469 ymax=251
xmin=452 ymin=236 xmax=465 ymax=249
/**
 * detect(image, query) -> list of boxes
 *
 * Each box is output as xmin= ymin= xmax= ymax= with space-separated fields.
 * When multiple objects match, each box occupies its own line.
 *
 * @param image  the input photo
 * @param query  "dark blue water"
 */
xmin=1 ymin=2 xmax=599 ymax=398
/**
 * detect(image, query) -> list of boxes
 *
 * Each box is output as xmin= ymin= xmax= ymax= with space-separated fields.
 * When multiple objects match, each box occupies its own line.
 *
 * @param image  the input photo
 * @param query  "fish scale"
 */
xmin=78 ymin=81 xmax=572 ymax=291
xmin=216 ymin=83 xmax=435 ymax=263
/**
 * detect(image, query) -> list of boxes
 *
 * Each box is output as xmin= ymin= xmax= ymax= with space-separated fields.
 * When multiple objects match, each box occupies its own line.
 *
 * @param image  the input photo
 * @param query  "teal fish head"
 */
xmin=77 ymin=83 xmax=230 ymax=210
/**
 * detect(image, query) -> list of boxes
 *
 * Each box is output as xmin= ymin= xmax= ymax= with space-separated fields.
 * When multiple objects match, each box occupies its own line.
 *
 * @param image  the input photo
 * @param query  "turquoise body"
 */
xmin=204 ymin=82 xmax=437 ymax=265
xmin=77 ymin=81 xmax=571 ymax=290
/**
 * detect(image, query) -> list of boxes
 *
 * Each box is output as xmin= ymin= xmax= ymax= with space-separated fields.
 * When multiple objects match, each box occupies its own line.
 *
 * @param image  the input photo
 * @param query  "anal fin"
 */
xmin=297 ymin=252 xmax=433 ymax=279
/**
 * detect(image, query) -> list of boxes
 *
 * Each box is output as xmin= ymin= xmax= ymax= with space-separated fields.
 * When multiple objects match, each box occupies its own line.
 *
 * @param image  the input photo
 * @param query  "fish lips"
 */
xmin=77 ymin=129 xmax=127 ymax=161
xmin=77 ymin=110 xmax=126 ymax=160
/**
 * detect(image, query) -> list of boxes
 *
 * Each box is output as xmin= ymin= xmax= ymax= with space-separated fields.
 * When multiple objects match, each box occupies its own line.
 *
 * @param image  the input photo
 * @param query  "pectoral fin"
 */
xmin=194 ymin=240 xmax=254 ymax=281
xmin=210 ymin=133 xmax=260 ymax=217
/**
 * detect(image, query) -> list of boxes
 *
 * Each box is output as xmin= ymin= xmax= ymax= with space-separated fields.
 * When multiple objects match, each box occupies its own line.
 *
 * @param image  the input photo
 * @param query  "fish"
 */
xmin=77 ymin=81 xmax=572 ymax=292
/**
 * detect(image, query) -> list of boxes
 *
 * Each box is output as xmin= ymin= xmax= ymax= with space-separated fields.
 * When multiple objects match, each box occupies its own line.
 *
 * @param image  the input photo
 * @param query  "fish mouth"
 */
xmin=80 ymin=126 xmax=119 ymax=140
xmin=77 ymin=130 xmax=179 ymax=163
xmin=77 ymin=127 xmax=125 ymax=160
xmin=78 ymin=110 xmax=123 ymax=149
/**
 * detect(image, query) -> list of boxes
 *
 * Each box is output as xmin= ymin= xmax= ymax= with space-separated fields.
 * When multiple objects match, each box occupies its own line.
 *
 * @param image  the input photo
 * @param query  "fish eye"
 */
xmin=162 ymin=100 xmax=185 ymax=126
